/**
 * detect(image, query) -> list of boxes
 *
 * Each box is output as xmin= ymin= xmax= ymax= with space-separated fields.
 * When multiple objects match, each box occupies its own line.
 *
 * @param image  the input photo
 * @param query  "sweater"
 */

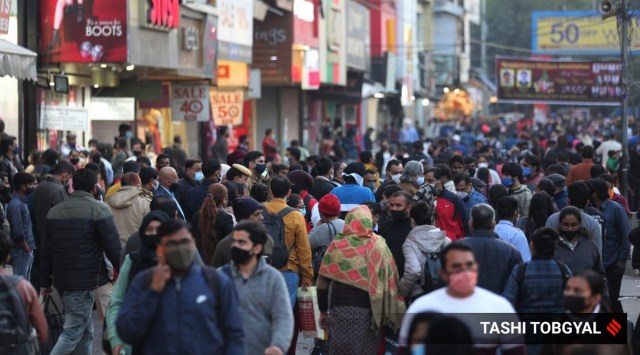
xmin=224 ymin=259 xmax=294 ymax=354
xmin=502 ymin=258 xmax=571 ymax=313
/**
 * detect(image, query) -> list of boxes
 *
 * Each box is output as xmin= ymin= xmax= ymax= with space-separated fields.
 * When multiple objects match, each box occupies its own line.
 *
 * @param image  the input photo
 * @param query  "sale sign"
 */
xmin=171 ymin=83 xmax=210 ymax=122
xmin=210 ymin=89 xmax=244 ymax=126
xmin=0 ymin=0 xmax=11 ymax=35
xmin=40 ymin=0 xmax=127 ymax=63
xmin=496 ymin=57 xmax=623 ymax=106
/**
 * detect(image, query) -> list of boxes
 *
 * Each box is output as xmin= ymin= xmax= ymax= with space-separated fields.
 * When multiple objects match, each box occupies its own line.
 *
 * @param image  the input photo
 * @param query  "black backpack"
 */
xmin=311 ymin=221 xmax=338 ymax=278
xmin=263 ymin=207 xmax=295 ymax=269
xmin=420 ymin=247 xmax=444 ymax=294
xmin=0 ymin=274 xmax=35 ymax=355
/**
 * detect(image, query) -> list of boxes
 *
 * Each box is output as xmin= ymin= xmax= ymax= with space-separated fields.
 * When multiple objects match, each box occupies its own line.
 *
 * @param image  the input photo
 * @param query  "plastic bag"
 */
xmin=297 ymin=286 xmax=325 ymax=339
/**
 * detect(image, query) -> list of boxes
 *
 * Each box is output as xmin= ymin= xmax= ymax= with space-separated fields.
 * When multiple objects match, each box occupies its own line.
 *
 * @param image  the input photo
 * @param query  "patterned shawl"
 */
xmin=319 ymin=205 xmax=406 ymax=330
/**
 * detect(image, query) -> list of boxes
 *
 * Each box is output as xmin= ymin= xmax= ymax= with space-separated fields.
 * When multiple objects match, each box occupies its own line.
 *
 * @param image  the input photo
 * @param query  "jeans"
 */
xmin=9 ymin=248 xmax=33 ymax=280
xmin=50 ymin=290 xmax=95 ymax=355
xmin=281 ymin=271 xmax=299 ymax=308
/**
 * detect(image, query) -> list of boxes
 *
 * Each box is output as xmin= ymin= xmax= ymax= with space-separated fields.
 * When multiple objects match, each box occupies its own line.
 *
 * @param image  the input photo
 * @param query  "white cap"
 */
xmin=452 ymin=134 xmax=461 ymax=142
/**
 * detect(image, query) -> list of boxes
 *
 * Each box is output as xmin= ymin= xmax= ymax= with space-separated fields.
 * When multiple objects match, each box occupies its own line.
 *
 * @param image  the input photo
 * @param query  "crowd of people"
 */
xmin=0 ymin=118 xmax=637 ymax=355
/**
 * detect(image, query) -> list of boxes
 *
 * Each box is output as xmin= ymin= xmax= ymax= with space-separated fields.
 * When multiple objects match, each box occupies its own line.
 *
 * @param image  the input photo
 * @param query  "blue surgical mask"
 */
xmin=126 ymin=131 xmax=133 ymax=139
xmin=522 ymin=166 xmax=532 ymax=177
xmin=411 ymin=344 xmax=426 ymax=355
xmin=299 ymin=208 xmax=307 ymax=216
xmin=194 ymin=171 xmax=204 ymax=182
xmin=501 ymin=177 xmax=514 ymax=188
xmin=416 ymin=176 xmax=425 ymax=186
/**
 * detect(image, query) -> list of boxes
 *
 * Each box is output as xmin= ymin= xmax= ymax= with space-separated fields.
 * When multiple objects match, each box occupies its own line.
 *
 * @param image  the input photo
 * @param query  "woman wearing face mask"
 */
xmin=554 ymin=207 xmax=609 ymax=299
xmin=191 ymin=184 xmax=234 ymax=265
xmin=68 ymin=149 xmax=82 ymax=170
xmin=317 ymin=206 xmax=406 ymax=354
xmin=398 ymin=161 xmax=424 ymax=195
xmin=106 ymin=210 xmax=171 ymax=355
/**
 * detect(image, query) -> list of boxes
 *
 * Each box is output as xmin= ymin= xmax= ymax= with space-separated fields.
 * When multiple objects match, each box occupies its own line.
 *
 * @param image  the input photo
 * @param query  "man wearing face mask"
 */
xmin=432 ymin=166 xmax=470 ymax=241
xmin=245 ymin=151 xmax=270 ymax=192
xmin=287 ymin=170 xmax=317 ymax=231
xmin=374 ymin=159 xmax=403 ymax=202
xmin=453 ymin=173 xmax=488 ymax=216
xmin=105 ymin=161 xmax=141 ymax=201
xmin=331 ymin=162 xmax=376 ymax=218
xmin=140 ymin=167 xmax=159 ymax=199
xmin=40 ymin=169 xmax=122 ymax=355
xmin=61 ymin=133 xmax=85 ymax=158
xmin=221 ymin=221 xmax=293 ymax=355
xmin=116 ymin=220 xmax=245 ymax=355
xmin=185 ymin=159 xmax=222 ymax=221
xmin=6 ymin=172 xmax=37 ymax=280
xmin=379 ymin=191 xmax=414 ymax=278
xmin=359 ymin=150 xmax=380 ymax=191
xmin=398 ymin=160 xmax=424 ymax=195
xmin=501 ymin=162 xmax=532 ymax=218
xmin=154 ymin=167 xmax=186 ymax=220
xmin=399 ymin=243 xmax=526 ymax=355
xmin=176 ymin=159 xmax=203 ymax=212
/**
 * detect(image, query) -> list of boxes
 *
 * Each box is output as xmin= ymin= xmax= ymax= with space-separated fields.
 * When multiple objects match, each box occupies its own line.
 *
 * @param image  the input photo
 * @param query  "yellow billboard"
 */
xmin=532 ymin=11 xmax=640 ymax=54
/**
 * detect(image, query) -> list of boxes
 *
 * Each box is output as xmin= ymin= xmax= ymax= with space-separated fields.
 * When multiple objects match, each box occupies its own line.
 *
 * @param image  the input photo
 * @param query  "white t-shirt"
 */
xmin=595 ymin=139 xmax=622 ymax=167
xmin=399 ymin=287 xmax=524 ymax=351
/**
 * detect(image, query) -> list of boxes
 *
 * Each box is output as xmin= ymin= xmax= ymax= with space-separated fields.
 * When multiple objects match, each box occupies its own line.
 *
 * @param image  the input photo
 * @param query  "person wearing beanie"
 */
xmin=330 ymin=162 xmax=375 ymax=218
xmin=287 ymin=170 xmax=317 ymax=231
xmin=308 ymin=194 xmax=344 ymax=277
xmin=211 ymin=197 xmax=275 ymax=267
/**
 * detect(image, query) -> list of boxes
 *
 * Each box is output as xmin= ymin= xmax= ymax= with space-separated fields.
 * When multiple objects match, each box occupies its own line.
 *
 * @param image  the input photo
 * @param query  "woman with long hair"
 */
xmin=317 ymin=205 xmax=406 ymax=354
xmin=191 ymin=183 xmax=234 ymax=265
xmin=518 ymin=192 xmax=557 ymax=240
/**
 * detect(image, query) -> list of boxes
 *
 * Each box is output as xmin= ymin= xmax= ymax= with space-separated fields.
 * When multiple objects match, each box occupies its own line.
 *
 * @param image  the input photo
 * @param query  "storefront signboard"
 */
xmin=171 ymin=83 xmax=210 ymax=122
xmin=210 ymin=89 xmax=244 ymax=126
xmin=89 ymin=97 xmax=135 ymax=121
xmin=41 ymin=106 xmax=88 ymax=131
xmin=218 ymin=0 xmax=253 ymax=63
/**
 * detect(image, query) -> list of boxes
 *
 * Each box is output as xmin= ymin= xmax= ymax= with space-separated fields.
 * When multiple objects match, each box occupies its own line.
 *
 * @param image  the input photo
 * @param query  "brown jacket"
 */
xmin=566 ymin=159 xmax=594 ymax=185
xmin=264 ymin=198 xmax=313 ymax=286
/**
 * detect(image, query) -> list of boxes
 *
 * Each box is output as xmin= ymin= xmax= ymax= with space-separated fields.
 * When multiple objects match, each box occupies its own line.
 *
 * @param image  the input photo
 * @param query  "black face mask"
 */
xmin=70 ymin=158 xmax=80 ymax=165
xmin=255 ymin=164 xmax=267 ymax=175
xmin=141 ymin=234 xmax=160 ymax=251
xmin=564 ymin=295 xmax=587 ymax=313
xmin=231 ymin=246 xmax=253 ymax=265
xmin=468 ymin=168 xmax=476 ymax=176
xmin=390 ymin=210 xmax=407 ymax=221
xmin=133 ymin=150 xmax=143 ymax=157
xmin=170 ymin=183 xmax=180 ymax=193
xmin=561 ymin=230 xmax=578 ymax=241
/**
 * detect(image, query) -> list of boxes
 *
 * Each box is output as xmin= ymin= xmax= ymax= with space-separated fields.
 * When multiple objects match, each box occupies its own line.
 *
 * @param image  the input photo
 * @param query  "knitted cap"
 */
xmin=318 ymin=194 xmax=341 ymax=217
xmin=233 ymin=197 xmax=262 ymax=221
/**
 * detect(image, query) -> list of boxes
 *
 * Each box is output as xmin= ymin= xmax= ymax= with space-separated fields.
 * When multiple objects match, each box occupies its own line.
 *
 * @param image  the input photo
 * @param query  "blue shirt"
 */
xmin=494 ymin=220 xmax=531 ymax=262
xmin=554 ymin=189 xmax=568 ymax=210
xmin=331 ymin=183 xmax=375 ymax=213
xmin=7 ymin=194 xmax=35 ymax=249
xmin=599 ymin=199 xmax=631 ymax=268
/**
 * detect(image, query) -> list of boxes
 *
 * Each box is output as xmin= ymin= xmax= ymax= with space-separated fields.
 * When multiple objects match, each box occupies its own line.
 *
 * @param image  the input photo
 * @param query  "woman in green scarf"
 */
xmin=317 ymin=205 xmax=406 ymax=354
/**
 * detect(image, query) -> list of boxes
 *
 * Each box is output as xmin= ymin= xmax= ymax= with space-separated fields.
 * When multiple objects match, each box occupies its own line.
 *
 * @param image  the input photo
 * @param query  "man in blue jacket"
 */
xmin=116 ymin=219 xmax=244 ymax=355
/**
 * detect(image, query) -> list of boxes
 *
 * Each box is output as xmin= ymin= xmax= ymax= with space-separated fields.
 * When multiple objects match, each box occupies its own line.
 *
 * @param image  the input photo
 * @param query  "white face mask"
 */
xmin=391 ymin=174 xmax=401 ymax=183
xmin=478 ymin=162 xmax=489 ymax=168
xmin=457 ymin=191 xmax=469 ymax=200
xmin=152 ymin=180 xmax=159 ymax=190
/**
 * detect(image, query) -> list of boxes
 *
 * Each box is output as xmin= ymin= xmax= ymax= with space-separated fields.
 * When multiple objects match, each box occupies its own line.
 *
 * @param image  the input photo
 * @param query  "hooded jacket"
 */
xmin=398 ymin=225 xmax=450 ymax=298
xmin=508 ymin=184 xmax=533 ymax=218
xmin=107 ymin=186 xmax=152 ymax=246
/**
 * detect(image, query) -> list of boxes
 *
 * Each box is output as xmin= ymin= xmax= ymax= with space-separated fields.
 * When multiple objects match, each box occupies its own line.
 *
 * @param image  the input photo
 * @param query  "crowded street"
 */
xmin=3 ymin=0 xmax=640 ymax=354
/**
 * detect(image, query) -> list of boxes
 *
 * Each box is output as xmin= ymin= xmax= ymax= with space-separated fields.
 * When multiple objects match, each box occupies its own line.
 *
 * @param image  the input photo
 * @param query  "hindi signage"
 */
xmin=496 ymin=57 xmax=623 ymax=105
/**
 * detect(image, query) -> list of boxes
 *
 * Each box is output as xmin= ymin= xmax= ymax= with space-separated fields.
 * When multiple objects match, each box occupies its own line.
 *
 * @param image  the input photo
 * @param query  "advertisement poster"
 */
xmin=496 ymin=57 xmax=623 ymax=105
xmin=217 ymin=0 xmax=253 ymax=63
xmin=0 ymin=0 xmax=10 ymax=35
xmin=532 ymin=11 xmax=640 ymax=55
xmin=40 ymin=0 xmax=127 ymax=63
xmin=210 ymin=89 xmax=244 ymax=126
xmin=171 ymin=83 xmax=210 ymax=122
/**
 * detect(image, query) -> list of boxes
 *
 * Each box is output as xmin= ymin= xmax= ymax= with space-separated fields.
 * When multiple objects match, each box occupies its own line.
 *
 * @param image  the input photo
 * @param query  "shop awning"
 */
xmin=0 ymin=39 xmax=37 ymax=81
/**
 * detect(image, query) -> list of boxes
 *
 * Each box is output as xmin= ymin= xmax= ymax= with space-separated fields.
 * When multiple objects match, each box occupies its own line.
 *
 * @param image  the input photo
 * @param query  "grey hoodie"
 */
xmin=399 ymin=225 xmax=450 ymax=298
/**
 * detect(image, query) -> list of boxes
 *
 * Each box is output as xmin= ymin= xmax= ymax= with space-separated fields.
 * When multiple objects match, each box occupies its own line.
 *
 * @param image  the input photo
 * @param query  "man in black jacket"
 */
xmin=379 ymin=190 xmax=414 ymax=278
xmin=375 ymin=159 xmax=403 ymax=202
xmin=309 ymin=157 xmax=335 ymax=201
xmin=459 ymin=204 xmax=522 ymax=294
xmin=40 ymin=169 xmax=121 ymax=355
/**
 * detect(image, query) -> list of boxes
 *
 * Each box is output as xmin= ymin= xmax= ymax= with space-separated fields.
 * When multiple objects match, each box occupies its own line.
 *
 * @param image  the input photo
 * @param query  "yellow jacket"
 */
xmin=264 ymin=198 xmax=313 ymax=286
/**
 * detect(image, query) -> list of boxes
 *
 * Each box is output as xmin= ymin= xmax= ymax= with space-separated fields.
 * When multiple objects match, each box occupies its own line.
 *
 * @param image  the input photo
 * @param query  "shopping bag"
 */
xmin=41 ymin=295 xmax=65 ymax=355
xmin=297 ymin=286 xmax=325 ymax=339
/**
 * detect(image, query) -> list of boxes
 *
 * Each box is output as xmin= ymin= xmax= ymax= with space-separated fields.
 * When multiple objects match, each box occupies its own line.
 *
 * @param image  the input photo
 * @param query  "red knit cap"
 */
xmin=318 ymin=194 xmax=341 ymax=217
